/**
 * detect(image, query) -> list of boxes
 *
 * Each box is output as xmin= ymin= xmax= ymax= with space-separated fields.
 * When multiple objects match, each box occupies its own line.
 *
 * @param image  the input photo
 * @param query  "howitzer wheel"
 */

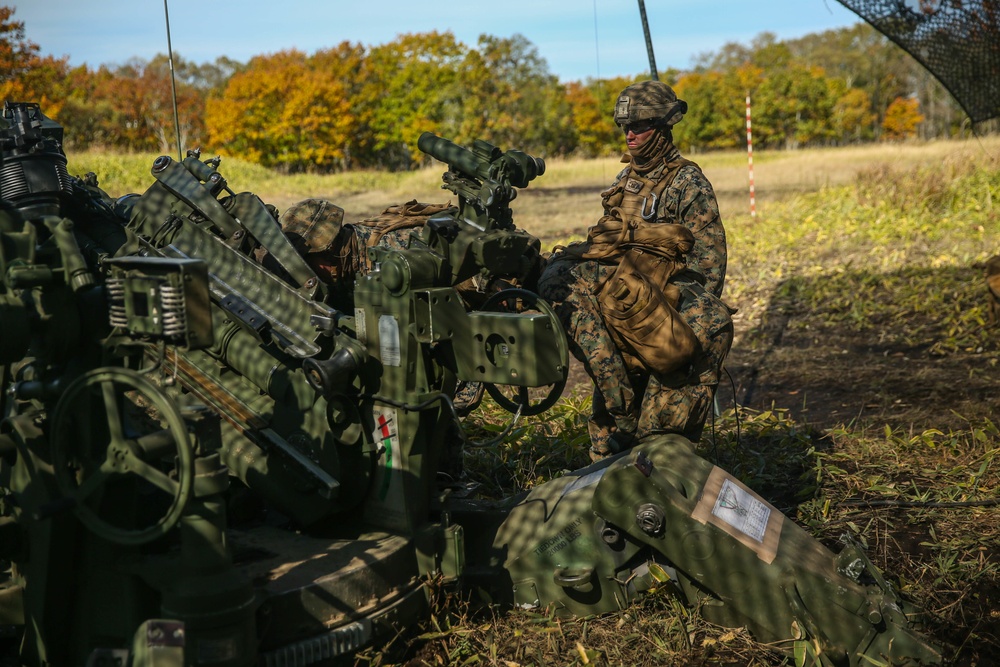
xmin=50 ymin=367 xmax=194 ymax=545
xmin=481 ymin=288 xmax=568 ymax=417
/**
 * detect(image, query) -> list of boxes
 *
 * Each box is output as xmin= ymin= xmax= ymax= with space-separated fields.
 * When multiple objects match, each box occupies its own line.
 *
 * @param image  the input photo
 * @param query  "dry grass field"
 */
xmin=73 ymin=136 xmax=1000 ymax=233
xmin=71 ymin=136 xmax=1000 ymax=666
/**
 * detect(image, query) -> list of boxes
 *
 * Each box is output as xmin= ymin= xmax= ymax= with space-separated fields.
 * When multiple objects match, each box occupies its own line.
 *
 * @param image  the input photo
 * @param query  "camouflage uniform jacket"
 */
xmin=537 ymin=145 xmax=732 ymax=457
xmin=602 ymin=146 xmax=727 ymax=297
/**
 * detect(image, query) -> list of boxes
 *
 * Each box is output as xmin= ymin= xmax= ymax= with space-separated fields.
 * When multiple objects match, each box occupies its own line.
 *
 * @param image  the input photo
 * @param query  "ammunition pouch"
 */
xmin=598 ymin=245 xmax=699 ymax=375
xmin=577 ymin=209 xmax=693 ymax=262
xmin=570 ymin=210 xmax=700 ymax=375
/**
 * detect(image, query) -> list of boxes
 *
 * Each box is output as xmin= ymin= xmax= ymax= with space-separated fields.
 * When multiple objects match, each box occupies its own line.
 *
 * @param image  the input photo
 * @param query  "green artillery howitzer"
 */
xmin=369 ymin=132 xmax=547 ymax=303
xmin=0 ymin=102 xmax=942 ymax=666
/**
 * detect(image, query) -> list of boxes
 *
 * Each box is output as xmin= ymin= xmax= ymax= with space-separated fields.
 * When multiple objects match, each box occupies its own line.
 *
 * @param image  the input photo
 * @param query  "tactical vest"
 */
xmin=564 ymin=157 xmax=709 ymax=376
xmin=601 ymin=156 xmax=698 ymax=226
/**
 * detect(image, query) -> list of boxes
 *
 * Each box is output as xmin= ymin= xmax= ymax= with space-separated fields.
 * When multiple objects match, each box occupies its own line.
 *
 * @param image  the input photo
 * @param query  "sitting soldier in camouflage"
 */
xmin=538 ymin=80 xmax=733 ymax=460
xmin=259 ymin=197 xmax=519 ymax=419
xmin=259 ymin=198 xmax=453 ymax=306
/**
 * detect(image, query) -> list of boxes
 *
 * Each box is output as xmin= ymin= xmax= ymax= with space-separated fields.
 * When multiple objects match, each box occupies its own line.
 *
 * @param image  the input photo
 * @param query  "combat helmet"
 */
xmin=613 ymin=81 xmax=688 ymax=128
xmin=279 ymin=198 xmax=346 ymax=255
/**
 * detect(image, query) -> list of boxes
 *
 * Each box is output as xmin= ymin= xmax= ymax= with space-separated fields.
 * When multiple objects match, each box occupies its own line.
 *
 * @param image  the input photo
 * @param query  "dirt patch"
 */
xmin=723 ymin=330 xmax=996 ymax=431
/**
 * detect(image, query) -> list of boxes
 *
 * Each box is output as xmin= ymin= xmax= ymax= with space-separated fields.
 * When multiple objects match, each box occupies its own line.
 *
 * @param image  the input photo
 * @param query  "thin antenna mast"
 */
xmin=593 ymin=0 xmax=606 ymax=180
xmin=637 ymin=0 xmax=658 ymax=81
xmin=163 ymin=0 xmax=182 ymax=159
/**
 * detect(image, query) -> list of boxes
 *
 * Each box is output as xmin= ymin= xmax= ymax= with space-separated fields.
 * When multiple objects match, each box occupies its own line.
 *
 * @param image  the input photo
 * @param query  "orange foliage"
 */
xmin=882 ymin=96 xmax=924 ymax=140
xmin=0 ymin=7 xmax=69 ymax=116
xmin=206 ymin=50 xmax=354 ymax=171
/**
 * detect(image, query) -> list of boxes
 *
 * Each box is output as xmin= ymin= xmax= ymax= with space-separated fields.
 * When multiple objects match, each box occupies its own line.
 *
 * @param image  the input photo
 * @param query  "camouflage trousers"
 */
xmin=537 ymin=252 xmax=734 ymax=460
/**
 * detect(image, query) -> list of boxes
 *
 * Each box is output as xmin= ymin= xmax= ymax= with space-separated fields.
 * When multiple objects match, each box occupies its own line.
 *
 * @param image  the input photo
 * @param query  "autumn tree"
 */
xmin=364 ymin=32 xmax=467 ymax=169
xmin=457 ymin=34 xmax=574 ymax=157
xmin=310 ymin=42 xmax=373 ymax=169
xmin=831 ymin=85 xmax=875 ymax=143
xmin=279 ymin=72 xmax=353 ymax=170
xmin=563 ymin=81 xmax=606 ymax=157
xmin=0 ymin=6 xmax=69 ymax=116
xmin=742 ymin=37 xmax=838 ymax=149
xmin=70 ymin=57 xmax=202 ymax=153
xmin=206 ymin=51 xmax=304 ymax=166
xmin=0 ymin=6 xmax=34 ymax=78
xmin=564 ymin=75 xmax=638 ymax=157
xmin=55 ymin=66 xmax=116 ymax=150
xmin=134 ymin=55 xmax=205 ymax=151
xmin=205 ymin=50 xmax=354 ymax=172
xmin=882 ymin=96 xmax=924 ymax=140
xmin=788 ymin=24 xmax=915 ymax=139
xmin=673 ymin=68 xmax=748 ymax=152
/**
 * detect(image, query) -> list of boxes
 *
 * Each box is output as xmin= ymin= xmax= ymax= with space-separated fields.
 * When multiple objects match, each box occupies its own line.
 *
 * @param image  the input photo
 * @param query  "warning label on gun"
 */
xmin=711 ymin=479 xmax=770 ymax=543
xmin=378 ymin=315 xmax=401 ymax=366
xmin=691 ymin=467 xmax=783 ymax=564
xmin=354 ymin=307 xmax=367 ymax=345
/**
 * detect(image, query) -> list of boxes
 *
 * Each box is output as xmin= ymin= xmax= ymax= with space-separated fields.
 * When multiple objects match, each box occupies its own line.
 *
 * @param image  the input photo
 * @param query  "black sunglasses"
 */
xmin=621 ymin=119 xmax=657 ymax=135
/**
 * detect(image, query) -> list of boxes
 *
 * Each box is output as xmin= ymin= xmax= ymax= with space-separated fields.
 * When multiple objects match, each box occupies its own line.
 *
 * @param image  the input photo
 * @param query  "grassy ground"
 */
xmin=72 ymin=137 xmax=1000 ymax=666
xmin=72 ymin=136 xmax=1000 ymax=238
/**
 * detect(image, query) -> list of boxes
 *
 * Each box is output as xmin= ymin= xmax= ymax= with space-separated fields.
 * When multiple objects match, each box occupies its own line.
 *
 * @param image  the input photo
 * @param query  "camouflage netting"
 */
xmin=837 ymin=0 xmax=1000 ymax=123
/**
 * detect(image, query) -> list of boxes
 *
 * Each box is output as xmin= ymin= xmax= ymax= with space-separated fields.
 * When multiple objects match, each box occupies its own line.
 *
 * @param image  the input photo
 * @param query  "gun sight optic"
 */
xmin=418 ymin=132 xmax=544 ymax=190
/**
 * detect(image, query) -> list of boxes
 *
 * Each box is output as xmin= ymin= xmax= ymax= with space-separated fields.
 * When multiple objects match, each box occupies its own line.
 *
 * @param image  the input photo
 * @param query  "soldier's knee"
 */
xmin=536 ymin=271 xmax=567 ymax=303
xmin=537 ymin=257 xmax=577 ymax=300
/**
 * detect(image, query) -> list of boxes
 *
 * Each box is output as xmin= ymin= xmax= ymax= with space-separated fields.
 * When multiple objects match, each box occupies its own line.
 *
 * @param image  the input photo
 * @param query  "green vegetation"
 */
xmin=66 ymin=150 xmax=440 ymax=206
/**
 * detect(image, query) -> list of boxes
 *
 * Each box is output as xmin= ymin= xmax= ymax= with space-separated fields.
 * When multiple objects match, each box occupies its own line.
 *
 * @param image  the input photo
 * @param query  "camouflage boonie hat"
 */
xmin=613 ymin=81 xmax=688 ymax=127
xmin=279 ymin=198 xmax=345 ymax=254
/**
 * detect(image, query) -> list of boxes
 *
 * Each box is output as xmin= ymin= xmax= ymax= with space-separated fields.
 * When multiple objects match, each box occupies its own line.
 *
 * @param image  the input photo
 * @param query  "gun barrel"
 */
xmin=418 ymin=132 xmax=486 ymax=180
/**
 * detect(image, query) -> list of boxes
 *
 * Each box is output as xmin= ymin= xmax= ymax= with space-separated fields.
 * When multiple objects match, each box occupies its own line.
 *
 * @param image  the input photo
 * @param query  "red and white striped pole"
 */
xmin=746 ymin=94 xmax=756 ymax=218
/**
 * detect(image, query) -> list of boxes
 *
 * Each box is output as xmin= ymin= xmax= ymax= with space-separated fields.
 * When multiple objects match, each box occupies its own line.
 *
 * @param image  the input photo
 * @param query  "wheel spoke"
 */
xmin=516 ymin=386 xmax=530 ymax=406
xmin=51 ymin=367 xmax=194 ymax=545
xmin=100 ymin=379 xmax=126 ymax=444
xmin=125 ymin=456 xmax=178 ymax=496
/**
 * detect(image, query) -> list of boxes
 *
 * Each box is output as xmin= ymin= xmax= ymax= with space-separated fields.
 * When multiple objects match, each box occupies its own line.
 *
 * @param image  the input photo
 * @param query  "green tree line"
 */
xmin=1 ymin=6 xmax=993 ymax=173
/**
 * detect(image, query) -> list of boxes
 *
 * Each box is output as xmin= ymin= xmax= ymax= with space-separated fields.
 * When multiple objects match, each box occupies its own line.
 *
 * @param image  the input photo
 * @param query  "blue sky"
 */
xmin=15 ymin=1 xmax=862 ymax=82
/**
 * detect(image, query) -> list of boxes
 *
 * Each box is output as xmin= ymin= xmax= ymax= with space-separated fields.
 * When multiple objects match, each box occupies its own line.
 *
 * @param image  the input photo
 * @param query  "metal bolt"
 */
xmin=600 ymin=522 xmax=622 ymax=546
xmin=635 ymin=503 xmax=666 ymax=536
xmin=867 ymin=606 xmax=883 ymax=624
xmin=152 ymin=156 xmax=171 ymax=173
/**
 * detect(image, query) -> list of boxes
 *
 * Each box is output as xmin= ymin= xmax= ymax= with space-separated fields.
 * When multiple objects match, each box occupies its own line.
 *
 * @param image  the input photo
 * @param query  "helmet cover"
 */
xmin=614 ymin=80 xmax=688 ymax=127
xmin=279 ymin=198 xmax=346 ymax=253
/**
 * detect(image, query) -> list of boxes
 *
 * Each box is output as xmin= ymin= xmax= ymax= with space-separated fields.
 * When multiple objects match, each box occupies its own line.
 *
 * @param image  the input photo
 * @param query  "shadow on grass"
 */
xmin=719 ymin=264 xmax=998 ymax=432
xmin=711 ymin=263 xmax=1000 ymax=666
